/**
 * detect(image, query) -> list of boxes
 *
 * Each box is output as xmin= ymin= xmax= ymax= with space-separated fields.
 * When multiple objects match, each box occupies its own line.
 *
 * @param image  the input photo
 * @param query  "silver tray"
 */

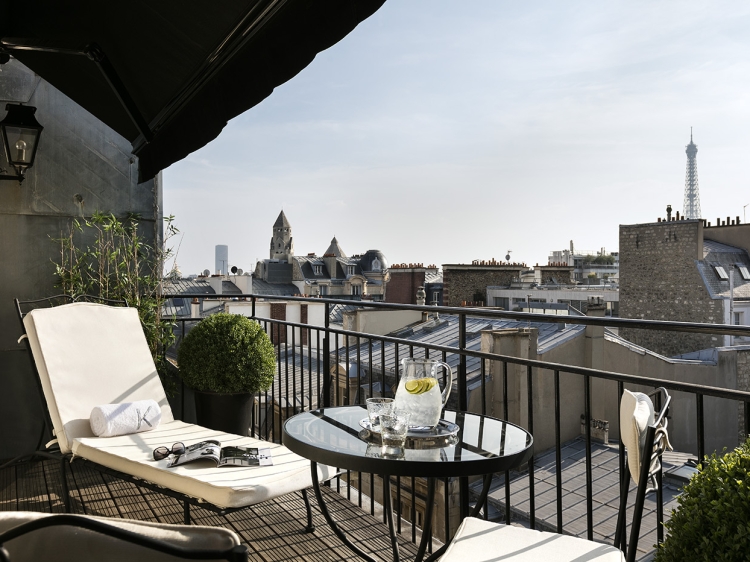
xmin=358 ymin=418 xmax=460 ymax=449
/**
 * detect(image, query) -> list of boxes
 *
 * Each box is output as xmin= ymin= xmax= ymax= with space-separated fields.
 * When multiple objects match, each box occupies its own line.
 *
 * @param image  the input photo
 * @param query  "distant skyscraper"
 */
xmin=215 ymin=245 xmax=228 ymax=275
xmin=683 ymin=129 xmax=701 ymax=219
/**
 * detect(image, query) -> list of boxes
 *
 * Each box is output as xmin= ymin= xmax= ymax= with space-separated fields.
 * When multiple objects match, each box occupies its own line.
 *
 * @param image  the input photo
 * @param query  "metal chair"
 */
xmin=0 ymin=512 xmax=247 ymax=562
xmin=438 ymin=387 xmax=672 ymax=562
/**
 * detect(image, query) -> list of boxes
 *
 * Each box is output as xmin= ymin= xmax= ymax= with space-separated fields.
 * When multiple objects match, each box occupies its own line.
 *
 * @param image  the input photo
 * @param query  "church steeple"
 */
xmin=270 ymin=210 xmax=294 ymax=261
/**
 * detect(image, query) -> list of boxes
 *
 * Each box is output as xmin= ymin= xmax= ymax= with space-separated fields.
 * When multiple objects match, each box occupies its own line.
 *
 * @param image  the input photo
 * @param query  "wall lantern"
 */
xmin=0 ymin=103 xmax=44 ymax=183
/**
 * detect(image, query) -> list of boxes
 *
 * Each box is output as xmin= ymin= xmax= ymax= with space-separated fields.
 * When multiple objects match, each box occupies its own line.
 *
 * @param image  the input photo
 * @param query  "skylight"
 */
xmin=714 ymin=265 xmax=729 ymax=280
xmin=739 ymin=266 xmax=750 ymax=281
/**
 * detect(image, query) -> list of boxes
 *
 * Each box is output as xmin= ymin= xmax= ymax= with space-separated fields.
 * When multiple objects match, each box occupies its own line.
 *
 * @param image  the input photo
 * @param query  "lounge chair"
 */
xmin=15 ymin=298 xmax=335 ymax=526
xmin=437 ymin=388 xmax=672 ymax=562
xmin=0 ymin=511 xmax=247 ymax=561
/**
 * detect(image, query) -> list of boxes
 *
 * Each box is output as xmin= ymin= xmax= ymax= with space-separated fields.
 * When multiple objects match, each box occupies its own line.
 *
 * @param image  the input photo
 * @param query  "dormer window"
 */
xmin=347 ymin=265 xmax=355 ymax=276
xmin=713 ymin=265 xmax=729 ymax=280
xmin=314 ymin=264 xmax=322 ymax=275
xmin=739 ymin=265 xmax=750 ymax=280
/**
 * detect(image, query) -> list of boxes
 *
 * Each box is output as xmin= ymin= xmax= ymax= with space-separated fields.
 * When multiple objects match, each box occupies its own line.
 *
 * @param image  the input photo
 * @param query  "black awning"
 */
xmin=0 ymin=0 xmax=386 ymax=182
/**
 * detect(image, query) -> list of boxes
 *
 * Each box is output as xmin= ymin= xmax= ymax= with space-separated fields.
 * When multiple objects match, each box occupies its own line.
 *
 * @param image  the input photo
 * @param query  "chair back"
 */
xmin=614 ymin=387 xmax=671 ymax=562
xmin=20 ymin=300 xmax=173 ymax=453
xmin=0 ymin=512 xmax=247 ymax=562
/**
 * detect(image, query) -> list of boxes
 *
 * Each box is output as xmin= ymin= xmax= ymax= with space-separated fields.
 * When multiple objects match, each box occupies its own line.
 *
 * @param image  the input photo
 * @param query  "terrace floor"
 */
xmin=0 ymin=458 xmax=424 ymax=561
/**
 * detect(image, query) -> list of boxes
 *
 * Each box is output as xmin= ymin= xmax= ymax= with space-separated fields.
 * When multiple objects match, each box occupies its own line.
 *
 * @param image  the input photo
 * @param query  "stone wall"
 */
xmin=0 ymin=61 xmax=158 ymax=457
xmin=619 ymin=220 xmax=721 ymax=356
xmin=443 ymin=265 xmax=524 ymax=307
xmin=536 ymin=266 xmax=574 ymax=285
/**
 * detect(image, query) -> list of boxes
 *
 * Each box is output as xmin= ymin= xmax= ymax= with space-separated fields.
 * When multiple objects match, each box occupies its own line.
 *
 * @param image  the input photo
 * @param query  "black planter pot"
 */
xmin=193 ymin=390 xmax=253 ymax=436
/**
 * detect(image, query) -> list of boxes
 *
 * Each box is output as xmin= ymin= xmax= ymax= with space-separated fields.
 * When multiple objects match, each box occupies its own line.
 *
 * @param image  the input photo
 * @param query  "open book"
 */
xmin=167 ymin=440 xmax=273 ymax=468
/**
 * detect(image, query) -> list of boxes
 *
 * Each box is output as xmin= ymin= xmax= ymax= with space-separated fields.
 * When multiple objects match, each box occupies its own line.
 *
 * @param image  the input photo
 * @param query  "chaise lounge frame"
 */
xmin=13 ymin=295 xmax=331 ymax=528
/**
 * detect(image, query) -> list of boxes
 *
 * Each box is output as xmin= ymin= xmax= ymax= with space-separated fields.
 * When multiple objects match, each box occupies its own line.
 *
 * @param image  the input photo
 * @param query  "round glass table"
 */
xmin=283 ymin=406 xmax=534 ymax=562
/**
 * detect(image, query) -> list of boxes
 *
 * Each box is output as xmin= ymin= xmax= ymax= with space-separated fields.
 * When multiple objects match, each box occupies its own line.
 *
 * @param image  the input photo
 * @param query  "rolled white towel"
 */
xmin=90 ymin=400 xmax=162 ymax=437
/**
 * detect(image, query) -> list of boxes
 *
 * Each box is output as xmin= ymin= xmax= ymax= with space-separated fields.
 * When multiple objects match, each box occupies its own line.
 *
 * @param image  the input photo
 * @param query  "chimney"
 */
xmin=416 ymin=286 xmax=426 ymax=306
xmin=675 ymin=210 xmax=680 ymax=221
xmin=666 ymin=205 xmax=672 ymax=221
xmin=191 ymin=297 xmax=200 ymax=318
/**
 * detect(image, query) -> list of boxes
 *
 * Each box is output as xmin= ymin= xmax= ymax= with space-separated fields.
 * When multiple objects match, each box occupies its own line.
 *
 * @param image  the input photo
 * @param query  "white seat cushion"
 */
xmin=440 ymin=518 xmax=624 ymax=562
xmin=73 ymin=419 xmax=335 ymax=509
xmin=23 ymin=302 xmax=174 ymax=454
xmin=0 ymin=511 xmax=241 ymax=562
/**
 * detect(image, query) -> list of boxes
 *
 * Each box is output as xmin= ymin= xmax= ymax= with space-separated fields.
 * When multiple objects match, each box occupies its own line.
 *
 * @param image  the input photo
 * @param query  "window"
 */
xmin=347 ymin=265 xmax=355 ymax=276
xmin=319 ymin=284 xmax=328 ymax=296
xmin=352 ymin=284 xmax=361 ymax=296
xmin=735 ymin=312 xmax=744 ymax=326
xmin=313 ymin=264 xmax=322 ymax=275
xmin=494 ymin=297 xmax=509 ymax=309
xmin=714 ymin=265 xmax=729 ymax=280
xmin=739 ymin=266 xmax=750 ymax=280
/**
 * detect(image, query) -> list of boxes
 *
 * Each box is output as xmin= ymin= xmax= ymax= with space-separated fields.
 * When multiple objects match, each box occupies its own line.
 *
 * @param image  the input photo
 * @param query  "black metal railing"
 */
xmin=165 ymin=293 xmax=750 ymax=558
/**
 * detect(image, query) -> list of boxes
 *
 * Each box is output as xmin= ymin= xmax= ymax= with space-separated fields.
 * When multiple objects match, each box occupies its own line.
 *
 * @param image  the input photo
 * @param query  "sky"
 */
xmin=163 ymin=1 xmax=750 ymax=277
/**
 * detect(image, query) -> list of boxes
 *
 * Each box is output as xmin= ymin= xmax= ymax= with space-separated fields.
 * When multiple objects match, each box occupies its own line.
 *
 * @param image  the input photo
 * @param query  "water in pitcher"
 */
xmin=394 ymin=376 xmax=443 ymax=428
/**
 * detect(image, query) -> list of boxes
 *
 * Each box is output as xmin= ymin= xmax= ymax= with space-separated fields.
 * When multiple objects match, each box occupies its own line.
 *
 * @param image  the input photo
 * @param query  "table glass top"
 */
xmin=283 ymin=406 xmax=533 ymax=467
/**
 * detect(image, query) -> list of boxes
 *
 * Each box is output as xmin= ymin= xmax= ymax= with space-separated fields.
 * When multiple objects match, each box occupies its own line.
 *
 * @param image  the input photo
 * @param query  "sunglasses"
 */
xmin=153 ymin=442 xmax=186 ymax=461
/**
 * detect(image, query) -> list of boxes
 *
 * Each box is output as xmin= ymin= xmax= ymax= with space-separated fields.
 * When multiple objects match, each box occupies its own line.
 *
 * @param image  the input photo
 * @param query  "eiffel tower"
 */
xmin=683 ymin=128 xmax=701 ymax=219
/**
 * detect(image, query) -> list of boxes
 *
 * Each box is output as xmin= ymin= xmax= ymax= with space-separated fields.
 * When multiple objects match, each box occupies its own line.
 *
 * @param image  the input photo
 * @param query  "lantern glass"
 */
xmin=1 ymin=104 xmax=43 ymax=176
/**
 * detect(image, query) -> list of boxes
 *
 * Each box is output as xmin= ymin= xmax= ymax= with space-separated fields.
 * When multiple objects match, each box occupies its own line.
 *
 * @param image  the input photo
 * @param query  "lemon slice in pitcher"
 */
xmin=405 ymin=380 xmax=421 ymax=394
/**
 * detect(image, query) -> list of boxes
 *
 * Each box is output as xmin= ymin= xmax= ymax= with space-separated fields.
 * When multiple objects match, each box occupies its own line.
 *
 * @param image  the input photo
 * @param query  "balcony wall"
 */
xmin=0 ymin=60 xmax=158 ymax=457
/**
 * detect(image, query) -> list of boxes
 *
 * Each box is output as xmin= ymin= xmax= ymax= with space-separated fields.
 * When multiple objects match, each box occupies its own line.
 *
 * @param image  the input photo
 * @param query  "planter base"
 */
xmin=193 ymin=390 xmax=253 ymax=436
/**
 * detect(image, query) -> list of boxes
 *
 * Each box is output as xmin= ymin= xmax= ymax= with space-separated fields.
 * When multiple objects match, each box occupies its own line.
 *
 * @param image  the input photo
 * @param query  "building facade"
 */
xmin=442 ymin=261 xmax=526 ymax=307
xmin=619 ymin=216 xmax=750 ymax=356
xmin=254 ymin=211 xmax=390 ymax=300
xmin=386 ymin=264 xmax=443 ymax=305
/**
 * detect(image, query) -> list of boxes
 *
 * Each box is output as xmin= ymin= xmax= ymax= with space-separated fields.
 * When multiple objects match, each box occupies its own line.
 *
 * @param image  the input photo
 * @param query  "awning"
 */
xmin=0 ymin=0 xmax=386 ymax=182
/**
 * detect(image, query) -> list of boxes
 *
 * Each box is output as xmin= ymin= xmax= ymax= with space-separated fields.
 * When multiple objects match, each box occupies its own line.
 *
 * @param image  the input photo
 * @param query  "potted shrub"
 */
xmin=178 ymin=312 xmax=276 ymax=435
xmin=655 ymin=438 xmax=750 ymax=562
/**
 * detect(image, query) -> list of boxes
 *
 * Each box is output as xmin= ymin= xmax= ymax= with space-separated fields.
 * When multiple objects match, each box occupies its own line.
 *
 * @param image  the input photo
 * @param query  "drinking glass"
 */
xmin=380 ymin=411 xmax=411 ymax=447
xmin=366 ymin=397 xmax=394 ymax=430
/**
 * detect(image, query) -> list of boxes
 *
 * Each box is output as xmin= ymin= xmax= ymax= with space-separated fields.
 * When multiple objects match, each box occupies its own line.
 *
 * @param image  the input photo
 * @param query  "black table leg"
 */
xmin=413 ymin=478 xmax=436 ymax=562
xmin=309 ymin=461 xmax=378 ymax=562
xmin=470 ymin=474 xmax=493 ymax=518
xmin=422 ymin=474 xmax=494 ymax=562
xmin=382 ymin=474 xmax=400 ymax=562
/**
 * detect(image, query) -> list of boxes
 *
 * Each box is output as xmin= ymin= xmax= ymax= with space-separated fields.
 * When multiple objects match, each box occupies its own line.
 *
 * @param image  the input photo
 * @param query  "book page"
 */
xmin=168 ymin=440 xmax=222 ymax=467
xmin=218 ymin=446 xmax=273 ymax=467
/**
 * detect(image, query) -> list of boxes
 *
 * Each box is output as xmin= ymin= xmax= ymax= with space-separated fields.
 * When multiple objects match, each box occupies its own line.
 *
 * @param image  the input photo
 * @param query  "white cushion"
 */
xmin=619 ymin=389 xmax=654 ymax=484
xmin=90 ymin=399 xmax=162 ymax=437
xmin=0 ymin=511 xmax=240 ymax=562
xmin=440 ymin=517 xmax=624 ymax=562
xmin=73 ymin=419 xmax=335 ymax=509
xmin=24 ymin=302 xmax=174 ymax=453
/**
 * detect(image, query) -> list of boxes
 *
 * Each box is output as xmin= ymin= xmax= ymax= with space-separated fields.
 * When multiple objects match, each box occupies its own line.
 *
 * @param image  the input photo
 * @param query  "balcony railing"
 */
xmin=165 ymin=293 xmax=750 ymax=560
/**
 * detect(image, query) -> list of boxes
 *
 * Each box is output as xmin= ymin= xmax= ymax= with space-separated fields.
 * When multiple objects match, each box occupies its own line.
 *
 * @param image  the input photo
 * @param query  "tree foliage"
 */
xmin=582 ymin=254 xmax=616 ymax=265
xmin=177 ymin=313 xmax=276 ymax=394
xmin=655 ymin=439 xmax=750 ymax=562
xmin=51 ymin=212 xmax=179 ymax=388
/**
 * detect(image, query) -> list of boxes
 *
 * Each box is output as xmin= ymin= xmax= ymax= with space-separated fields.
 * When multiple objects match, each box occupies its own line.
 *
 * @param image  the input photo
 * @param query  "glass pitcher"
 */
xmin=393 ymin=358 xmax=453 ymax=429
